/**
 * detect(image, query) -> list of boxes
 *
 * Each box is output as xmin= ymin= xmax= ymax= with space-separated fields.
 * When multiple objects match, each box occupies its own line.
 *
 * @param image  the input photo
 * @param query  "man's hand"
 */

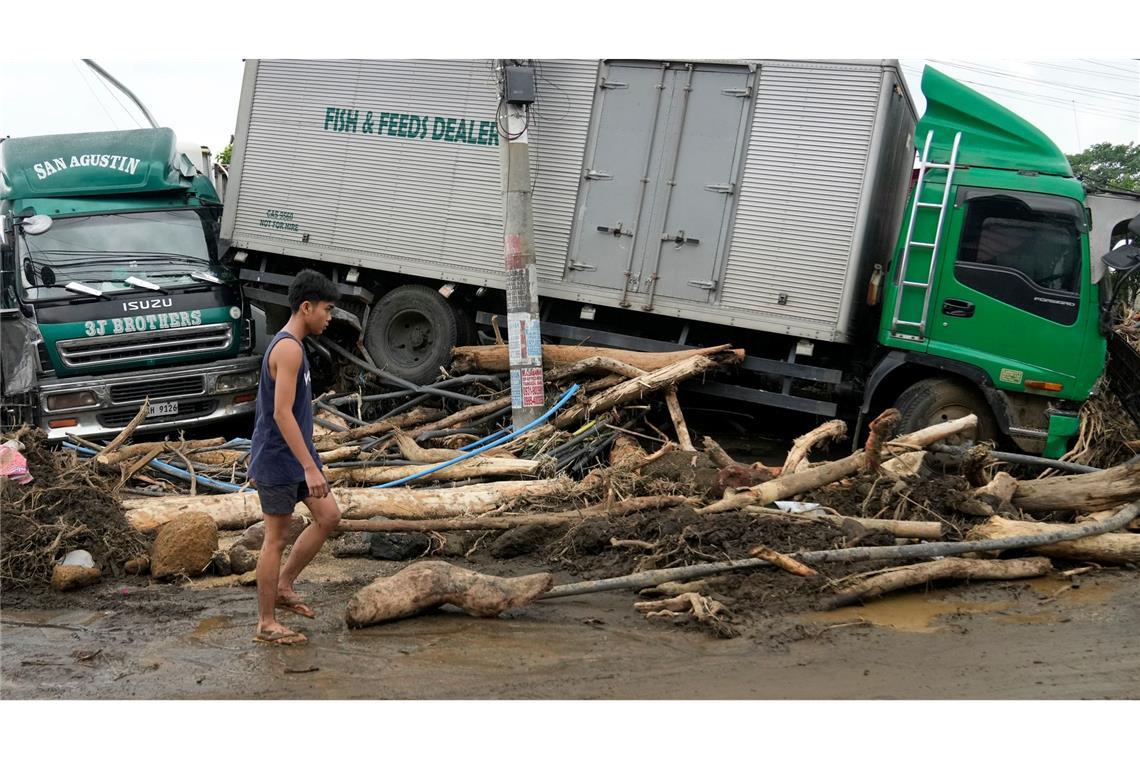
xmin=305 ymin=464 xmax=329 ymax=499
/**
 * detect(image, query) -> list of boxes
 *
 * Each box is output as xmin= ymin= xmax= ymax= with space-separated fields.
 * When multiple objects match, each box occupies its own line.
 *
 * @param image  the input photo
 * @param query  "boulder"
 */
xmin=331 ymin=532 xmax=373 ymax=558
xmin=237 ymin=514 xmax=310 ymax=549
xmin=151 ymin=512 xmax=219 ymax=579
xmin=51 ymin=564 xmax=101 ymax=591
xmin=228 ymin=544 xmax=260 ymax=574
xmin=370 ymin=532 xmax=431 ymax=561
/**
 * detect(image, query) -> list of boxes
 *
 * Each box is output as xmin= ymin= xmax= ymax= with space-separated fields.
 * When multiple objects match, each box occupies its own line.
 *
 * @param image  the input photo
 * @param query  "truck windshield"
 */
xmin=18 ymin=209 xmax=217 ymax=301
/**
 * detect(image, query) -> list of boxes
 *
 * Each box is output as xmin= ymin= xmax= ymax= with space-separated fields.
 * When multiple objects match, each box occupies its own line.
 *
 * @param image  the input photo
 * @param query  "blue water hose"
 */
xmin=63 ymin=442 xmax=244 ymax=493
xmin=371 ymin=383 xmax=580 ymax=489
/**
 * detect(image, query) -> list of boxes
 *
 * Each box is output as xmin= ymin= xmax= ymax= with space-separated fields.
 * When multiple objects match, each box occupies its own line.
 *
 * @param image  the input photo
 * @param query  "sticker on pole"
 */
xmin=507 ymin=311 xmax=543 ymax=367
xmin=520 ymin=367 xmax=545 ymax=407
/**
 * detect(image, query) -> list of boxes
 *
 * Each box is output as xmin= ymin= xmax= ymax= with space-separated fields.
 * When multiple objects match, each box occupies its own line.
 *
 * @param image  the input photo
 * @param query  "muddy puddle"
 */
xmin=3 ymin=557 xmax=1138 ymax=699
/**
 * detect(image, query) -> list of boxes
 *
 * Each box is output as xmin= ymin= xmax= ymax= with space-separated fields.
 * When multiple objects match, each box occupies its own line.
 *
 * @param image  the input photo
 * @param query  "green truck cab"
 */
xmin=0 ymin=128 xmax=261 ymax=439
xmin=871 ymin=67 xmax=1127 ymax=457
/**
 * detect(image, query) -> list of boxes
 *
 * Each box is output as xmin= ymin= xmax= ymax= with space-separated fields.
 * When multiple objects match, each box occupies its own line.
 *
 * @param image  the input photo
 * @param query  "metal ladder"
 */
xmin=889 ymin=129 xmax=962 ymax=338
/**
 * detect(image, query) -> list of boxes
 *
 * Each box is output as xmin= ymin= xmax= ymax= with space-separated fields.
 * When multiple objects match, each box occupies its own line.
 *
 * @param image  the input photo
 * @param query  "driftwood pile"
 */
xmin=5 ymin=339 xmax=1140 ymax=642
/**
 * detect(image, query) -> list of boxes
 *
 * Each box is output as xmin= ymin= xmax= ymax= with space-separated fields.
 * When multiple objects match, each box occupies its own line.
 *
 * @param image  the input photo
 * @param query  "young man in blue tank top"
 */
xmin=248 ymin=270 xmax=341 ymax=645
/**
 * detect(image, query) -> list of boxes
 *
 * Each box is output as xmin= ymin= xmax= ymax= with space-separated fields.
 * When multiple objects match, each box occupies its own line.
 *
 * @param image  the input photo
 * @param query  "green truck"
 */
xmin=0 ymin=128 xmax=262 ymax=439
xmin=219 ymin=60 xmax=1140 ymax=457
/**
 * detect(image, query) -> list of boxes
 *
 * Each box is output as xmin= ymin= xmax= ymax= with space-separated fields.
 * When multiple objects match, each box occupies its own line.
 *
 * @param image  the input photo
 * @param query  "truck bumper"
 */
xmin=37 ymin=356 xmax=262 ymax=441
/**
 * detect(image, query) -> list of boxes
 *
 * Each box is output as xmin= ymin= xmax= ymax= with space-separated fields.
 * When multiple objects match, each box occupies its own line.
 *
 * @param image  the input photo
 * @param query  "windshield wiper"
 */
xmin=65 ymin=282 xmax=110 ymax=300
xmin=124 ymin=276 xmax=166 ymax=293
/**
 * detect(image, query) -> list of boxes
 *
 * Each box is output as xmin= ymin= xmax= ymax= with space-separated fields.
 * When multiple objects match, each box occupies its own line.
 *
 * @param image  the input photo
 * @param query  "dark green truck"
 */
xmin=0 ymin=128 xmax=261 ymax=439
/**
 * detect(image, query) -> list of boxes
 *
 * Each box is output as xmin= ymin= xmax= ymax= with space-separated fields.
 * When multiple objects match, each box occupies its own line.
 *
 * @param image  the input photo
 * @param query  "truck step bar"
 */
xmin=889 ymin=129 xmax=962 ymax=339
xmin=475 ymin=311 xmax=840 ymax=417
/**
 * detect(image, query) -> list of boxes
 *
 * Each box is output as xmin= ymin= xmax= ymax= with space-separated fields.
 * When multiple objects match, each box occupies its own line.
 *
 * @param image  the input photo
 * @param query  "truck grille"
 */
xmin=109 ymin=376 xmax=205 ymax=404
xmin=98 ymin=399 xmax=217 ymax=428
xmin=56 ymin=324 xmax=233 ymax=369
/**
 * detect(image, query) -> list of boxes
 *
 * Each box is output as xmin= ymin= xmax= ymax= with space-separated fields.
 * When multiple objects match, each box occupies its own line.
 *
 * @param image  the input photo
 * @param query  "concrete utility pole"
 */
xmin=498 ymin=60 xmax=546 ymax=427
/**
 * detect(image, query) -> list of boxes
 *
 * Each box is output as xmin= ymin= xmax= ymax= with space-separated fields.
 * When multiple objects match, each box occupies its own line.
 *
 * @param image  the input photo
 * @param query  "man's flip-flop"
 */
xmin=253 ymin=629 xmax=308 ymax=646
xmin=275 ymin=597 xmax=316 ymax=618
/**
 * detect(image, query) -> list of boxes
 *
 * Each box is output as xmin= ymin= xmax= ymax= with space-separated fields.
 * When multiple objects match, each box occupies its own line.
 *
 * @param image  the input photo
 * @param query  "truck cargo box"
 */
xmin=222 ymin=59 xmax=917 ymax=344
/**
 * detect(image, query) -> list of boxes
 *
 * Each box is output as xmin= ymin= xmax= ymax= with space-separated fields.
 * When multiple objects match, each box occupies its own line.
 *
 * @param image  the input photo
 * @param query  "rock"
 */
xmin=331 ymin=532 xmax=373 ymax=558
xmin=62 ymin=549 xmax=95 ymax=568
xmin=151 ymin=512 xmax=219 ymax=580
xmin=435 ymin=531 xmax=480 ymax=558
xmin=238 ymin=515 xmax=310 ymax=549
xmin=211 ymin=549 xmax=232 ymax=576
xmin=489 ymin=524 xmax=563 ymax=559
xmin=228 ymin=544 xmax=260 ymax=574
xmin=124 ymin=555 xmax=150 ymax=575
xmin=51 ymin=564 xmax=101 ymax=591
xmin=370 ymin=532 xmax=431 ymax=561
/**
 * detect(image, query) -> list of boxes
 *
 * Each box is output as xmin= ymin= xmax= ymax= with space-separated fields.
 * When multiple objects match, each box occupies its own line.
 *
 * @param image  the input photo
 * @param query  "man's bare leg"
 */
xmin=278 ymin=493 xmax=340 ymax=603
xmin=256 ymin=513 xmax=303 ymax=638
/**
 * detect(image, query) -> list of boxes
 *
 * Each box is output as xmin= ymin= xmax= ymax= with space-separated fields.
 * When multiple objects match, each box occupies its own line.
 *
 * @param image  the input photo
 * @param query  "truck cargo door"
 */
xmin=565 ymin=62 xmax=671 ymax=295
xmin=638 ymin=64 xmax=752 ymax=305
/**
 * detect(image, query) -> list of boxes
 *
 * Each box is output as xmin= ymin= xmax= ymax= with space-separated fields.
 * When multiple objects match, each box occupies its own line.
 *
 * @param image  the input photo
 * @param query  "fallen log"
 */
xmin=742 ymin=506 xmax=941 ymax=539
xmin=393 ymin=432 xmax=462 ymax=463
xmin=973 ymin=471 xmax=1018 ymax=514
xmin=121 ymin=478 xmax=573 ymax=533
xmin=783 ymin=419 xmax=847 ymax=473
xmin=319 ymin=446 xmax=362 ymax=464
xmin=118 ymin=443 xmax=165 ymax=484
xmin=966 ymin=515 xmax=1140 ymax=564
xmin=702 ymin=436 xmax=741 ymax=469
xmin=345 ymin=561 xmax=553 ymax=627
xmin=406 ymin=396 xmax=512 ymax=437
xmin=664 ymin=388 xmax=696 ymax=451
xmin=188 ymin=449 xmax=246 ymax=466
xmin=337 ymin=494 xmax=696 ymax=533
xmin=634 ymin=592 xmax=738 ymax=638
xmin=97 ymin=400 xmax=148 ymax=457
xmin=554 ymin=351 xmax=741 ymax=429
xmin=699 ymin=414 xmax=978 ymax=513
xmin=748 ymin=545 xmax=817 ymax=576
xmin=316 ymin=407 xmax=449 ymax=448
xmin=331 ymin=456 xmax=541 ymax=485
xmin=452 ymin=343 xmax=743 ymax=374
xmin=545 ymin=356 xmax=647 ymax=382
xmin=862 ymin=408 xmax=901 ymax=472
xmin=819 ymin=557 xmax=1053 ymax=610
xmin=97 ymin=438 xmax=226 ymax=466
xmin=1011 ymin=458 xmax=1140 ymax=513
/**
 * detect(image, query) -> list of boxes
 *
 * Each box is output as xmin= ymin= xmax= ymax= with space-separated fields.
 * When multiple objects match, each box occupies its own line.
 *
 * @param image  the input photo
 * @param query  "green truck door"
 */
xmin=925 ymin=188 xmax=1089 ymax=394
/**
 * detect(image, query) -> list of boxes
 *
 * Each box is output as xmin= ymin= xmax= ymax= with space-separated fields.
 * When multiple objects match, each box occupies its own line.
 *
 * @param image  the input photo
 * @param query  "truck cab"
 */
xmin=875 ymin=67 xmax=1107 ymax=457
xmin=0 ymin=128 xmax=262 ymax=439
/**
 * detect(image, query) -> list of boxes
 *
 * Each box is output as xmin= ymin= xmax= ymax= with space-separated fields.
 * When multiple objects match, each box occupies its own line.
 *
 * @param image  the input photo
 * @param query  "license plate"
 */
xmin=149 ymin=401 xmax=179 ymax=417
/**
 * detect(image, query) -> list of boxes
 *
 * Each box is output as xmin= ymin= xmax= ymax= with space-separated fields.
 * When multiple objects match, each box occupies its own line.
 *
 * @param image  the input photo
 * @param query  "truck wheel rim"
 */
xmin=385 ymin=309 xmax=433 ymax=366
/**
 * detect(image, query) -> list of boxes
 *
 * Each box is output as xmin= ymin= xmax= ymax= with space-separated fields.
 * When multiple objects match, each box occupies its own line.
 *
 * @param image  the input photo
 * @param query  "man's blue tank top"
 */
xmin=247 ymin=332 xmax=322 ymax=486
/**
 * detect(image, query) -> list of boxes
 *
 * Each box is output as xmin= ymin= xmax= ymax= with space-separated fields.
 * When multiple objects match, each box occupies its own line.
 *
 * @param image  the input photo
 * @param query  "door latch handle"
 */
xmin=942 ymin=298 xmax=975 ymax=318
xmin=596 ymin=222 xmax=632 ymax=237
xmin=662 ymin=230 xmax=700 ymax=248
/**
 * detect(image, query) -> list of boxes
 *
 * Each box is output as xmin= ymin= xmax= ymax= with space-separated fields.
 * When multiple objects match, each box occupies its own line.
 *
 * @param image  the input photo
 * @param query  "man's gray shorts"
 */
xmin=257 ymin=481 xmax=311 ymax=516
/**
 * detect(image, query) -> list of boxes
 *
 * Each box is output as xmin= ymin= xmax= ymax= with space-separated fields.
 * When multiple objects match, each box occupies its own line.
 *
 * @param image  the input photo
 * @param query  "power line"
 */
xmin=1079 ymin=58 xmax=1140 ymax=76
xmin=933 ymin=59 xmax=1139 ymax=103
xmin=1027 ymin=60 xmax=1140 ymax=83
xmin=72 ymin=60 xmax=120 ymax=130
xmin=86 ymin=62 xmax=144 ymax=129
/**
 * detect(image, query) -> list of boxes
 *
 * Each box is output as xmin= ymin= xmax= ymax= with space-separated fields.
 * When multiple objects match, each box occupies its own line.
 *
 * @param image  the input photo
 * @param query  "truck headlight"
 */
xmin=216 ymin=371 xmax=259 ymax=393
xmin=46 ymin=390 xmax=97 ymax=411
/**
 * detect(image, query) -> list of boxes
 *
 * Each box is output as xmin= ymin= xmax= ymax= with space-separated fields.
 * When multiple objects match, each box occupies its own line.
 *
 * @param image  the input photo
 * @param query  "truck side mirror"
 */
xmin=1103 ymin=244 xmax=1140 ymax=272
xmin=1129 ymin=212 xmax=1140 ymax=240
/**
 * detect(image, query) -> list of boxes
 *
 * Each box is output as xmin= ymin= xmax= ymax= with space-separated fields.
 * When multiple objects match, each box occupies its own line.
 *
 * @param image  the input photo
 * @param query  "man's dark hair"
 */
xmin=288 ymin=269 xmax=339 ymax=312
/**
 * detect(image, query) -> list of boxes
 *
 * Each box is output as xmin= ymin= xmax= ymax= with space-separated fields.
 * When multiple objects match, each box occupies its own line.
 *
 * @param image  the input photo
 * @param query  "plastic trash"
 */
xmin=773 ymin=500 xmax=826 ymax=514
xmin=0 ymin=441 xmax=32 ymax=484
xmin=62 ymin=550 xmax=95 ymax=568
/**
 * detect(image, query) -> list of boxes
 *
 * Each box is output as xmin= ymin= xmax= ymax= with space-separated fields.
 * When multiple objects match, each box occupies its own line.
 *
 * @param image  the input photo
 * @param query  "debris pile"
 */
xmin=3 ymin=340 xmax=1139 ymax=643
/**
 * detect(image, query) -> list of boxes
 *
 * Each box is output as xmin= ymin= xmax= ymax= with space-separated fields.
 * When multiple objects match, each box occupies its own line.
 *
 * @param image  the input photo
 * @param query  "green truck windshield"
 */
xmin=19 ymin=209 xmax=215 ymax=300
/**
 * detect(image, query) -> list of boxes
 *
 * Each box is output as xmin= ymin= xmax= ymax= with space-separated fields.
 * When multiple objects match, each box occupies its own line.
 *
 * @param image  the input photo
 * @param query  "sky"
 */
xmin=1 ymin=58 xmax=1135 ymax=159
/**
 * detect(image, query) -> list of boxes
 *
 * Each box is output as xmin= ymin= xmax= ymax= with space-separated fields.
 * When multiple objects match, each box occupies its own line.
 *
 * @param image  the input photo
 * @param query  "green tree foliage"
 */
xmin=217 ymin=142 xmax=233 ymax=166
xmin=1066 ymin=142 xmax=1140 ymax=191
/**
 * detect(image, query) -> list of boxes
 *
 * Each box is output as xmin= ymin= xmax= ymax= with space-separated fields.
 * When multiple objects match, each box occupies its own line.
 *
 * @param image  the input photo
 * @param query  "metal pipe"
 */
xmin=82 ymin=59 xmax=160 ymax=128
xmin=540 ymin=499 xmax=1140 ymax=599
xmin=929 ymin=443 xmax=1102 ymax=474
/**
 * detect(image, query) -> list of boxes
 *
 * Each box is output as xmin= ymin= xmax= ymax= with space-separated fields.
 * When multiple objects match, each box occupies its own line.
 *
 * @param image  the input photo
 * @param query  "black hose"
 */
xmin=318 ymin=336 xmax=484 ymax=405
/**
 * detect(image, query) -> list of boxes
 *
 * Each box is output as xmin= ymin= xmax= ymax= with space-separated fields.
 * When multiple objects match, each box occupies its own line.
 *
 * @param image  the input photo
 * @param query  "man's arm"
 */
xmin=269 ymin=339 xmax=328 ymax=498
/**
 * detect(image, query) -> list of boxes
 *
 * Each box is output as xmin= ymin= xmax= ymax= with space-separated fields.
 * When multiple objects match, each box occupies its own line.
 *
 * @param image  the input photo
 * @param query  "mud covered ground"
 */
xmin=4 ymin=539 xmax=1139 ymax=699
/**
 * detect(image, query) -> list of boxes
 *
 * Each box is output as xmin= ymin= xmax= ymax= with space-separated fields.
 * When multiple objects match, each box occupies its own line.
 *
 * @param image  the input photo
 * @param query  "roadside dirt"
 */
xmin=3 ymin=542 xmax=1138 ymax=699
